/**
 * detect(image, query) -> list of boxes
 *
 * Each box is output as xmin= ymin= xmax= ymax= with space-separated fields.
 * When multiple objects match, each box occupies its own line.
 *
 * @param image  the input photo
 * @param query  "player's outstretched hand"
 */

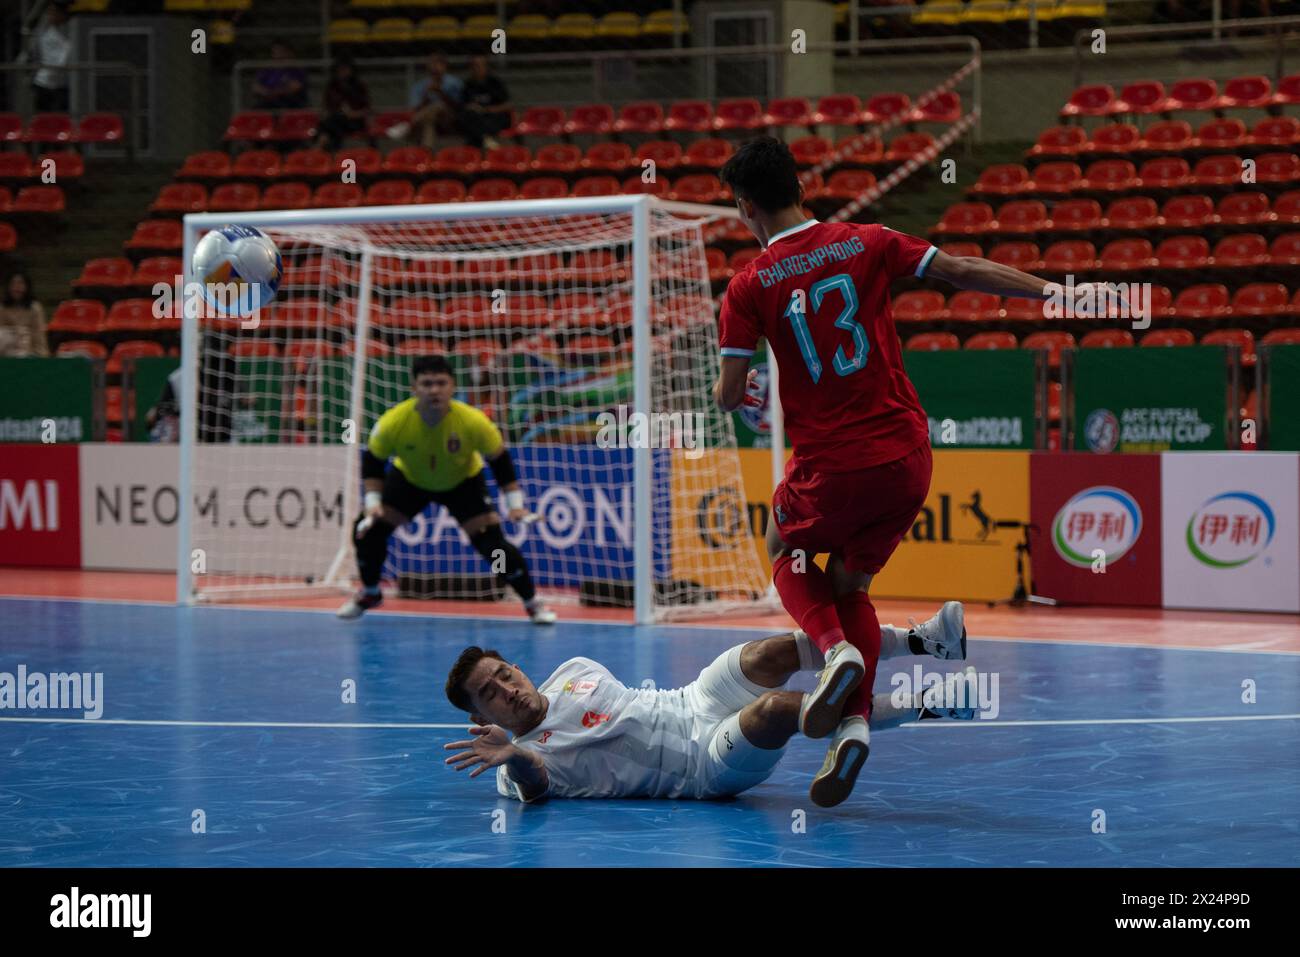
xmin=742 ymin=368 xmax=764 ymax=409
xmin=506 ymin=507 xmax=538 ymax=524
xmin=443 ymin=724 xmax=517 ymax=778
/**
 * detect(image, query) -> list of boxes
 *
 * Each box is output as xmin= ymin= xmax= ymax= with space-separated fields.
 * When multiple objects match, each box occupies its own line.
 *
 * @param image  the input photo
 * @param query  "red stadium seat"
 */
xmin=1232 ymin=283 xmax=1291 ymax=318
xmin=934 ymin=202 xmax=995 ymax=236
xmin=582 ymin=142 xmax=633 ymax=173
xmin=837 ymin=136 xmax=883 ymax=166
xmin=1249 ymin=116 xmax=1300 ymax=148
xmin=271 ymin=110 xmax=319 ymax=144
xmin=1274 ymin=191 xmax=1300 ymax=225
xmin=334 ymin=147 xmax=381 ymax=177
xmin=672 ymin=174 xmax=726 ymax=204
xmin=1192 ymin=154 xmax=1244 ymax=187
xmin=1028 ymin=125 xmax=1088 ymax=159
xmin=209 ymin=183 xmax=260 ymax=212
xmin=907 ymin=332 xmax=960 ymax=351
xmin=1269 ymin=232 xmax=1300 ymax=265
xmin=1112 ymin=80 xmax=1166 ymax=115
xmin=107 ymin=339 xmax=165 ymax=374
xmin=571 ymin=175 xmax=621 ymax=198
xmin=728 ymin=248 xmax=763 ymax=273
xmin=483 ymin=145 xmax=532 ymax=176
xmin=763 ymin=97 xmax=813 ymax=128
xmin=621 ymin=174 xmax=671 ymax=197
xmin=992 ymin=200 xmax=1049 ymax=235
xmin=231 ymin=149 xmax=281 ymax=180
xmin=1104 ymin=196 xmax=1159 ymax=231
xmin=822 ymin=169 xmax=877 ymax=201
xmin=365 ymin=179 xmax=415 ymax=205
xmin=468 ymin=178 xmax=518 ymax=202
xmin=431 ymin=145 xmax=479 ymax=176
xmin=1164 ymin=78 xmax=1218 ymax=112
xmin=1136 ymin=120 xmax=1193 ymax=154
xmin=1141 ymin=329 xmax=1195 ymax=347
xmin=261 ymin=182 xmax=312 ymax=210
xmin=973 ymin=164 xmax=1030 ymax=197
xmin=664 ymin=100 xmax=714 ymax=133
xmin=229 ymin=341 xmax=283 ymax=358
xmin=862 ymin=93 xmax=912 ymax=124
xmin=1215 ymin=75 xmax=1273 ymax=110
xmin=811 ymin=94 xmax=865 ymax=127
xmin=282 ymin=149 xmax=331 ymax=178
xmin=1172 ymin=284 xmax=1231 ymax=320
xmin=222 ymin=111 xmax=275 ymax=143
xmin=12 ymin=185 xmax=65 ymax=213
xmin=313 ymin=182 xmax=364 ymax=207
xmin=124 ymin=219 xmax=183 ymax=255
xmin=1099 ymin=238 xmax=1157 ymax=272
xmin=1049 ymin=198 xmax=1105 ymax=232
xmin=939 ymin=242 xmax=983 ymax=258
xmin=1060 ymin=84 xmax=1115 ymax=119
xmin=1194 ymin=118 xmax=1247 ymax=151
xmin=1211 ymin=233 xmax=1269 ymax=268
xmin=884 ymin=132 xmax=936 ymax=163
xmin=1160 ymin=194 xmax=1216 ymax=229
xmin=564 ymin=103 xmax=615 ymax=136
xmin=704 ymin=247 xmax=732 ymax=283
xmin=0 ymin=113 xmax=23 ymax=144
xmin=1139 ymin=157 xmax=1193 ymax=189
xmin=383 ymin=146 xmax=436 ymax=176
xmin=1080 ymin=329 xmax=1134 ymax=348
xmin=790 ymin=135 xmax=833 ymax=168
xmin=1216 ymin=192 xmax=1273 ymax=226
xmin=23 ymin=113 xmax=74 ymax=146
xmin=892 ymin=290 xmax=947 ymax=323
xmin=684 ymin=138 xmax=733 ymax=171
xmin=1202 ymin=328 xmax=1256 ymax=366
xmin=533 ymin=143 xmax=582 ymax=175
xmin=1156 ymin=235 xmax=1211 ymax=269
xmin=987 ymin=242 xmax=1043 ymax=271
xmin=104 ymin=299 xmax=157 ymax=334
xmin=946 ymin=291 xmax=1002 ymax=323
xmin=1025 ymin=162 xmax=1083 ymax=195
xmin=908 ymin=92 xmax=961 ymax=124
xmin=1269 ymin=73 xmax=1300 ymax=107
xmin=1041 ymin=240 xmax=1098 ymax=272
xmin=1083 ymin=159 xmax=1139 ymax=193
xmin=49 ymin=300 xmax=107 ymax=335
xmin=367 ymin=111 xmax=412 ymax=139
xmin=0 ymin=153 xmax=33 ymax=178
xmin=77 ymin=112 xmax=124 ymax=145
xmin=511 ymin=106 xmax=567 ymax=139
xmin=131 ymin=256 xmax=181 ymax=290
xmin=73 ymin=257 xmax=133 ymax=293
xmin=964 ymin=331 xmax=1018 ymax=350
xmin=636 ymin=140 xmax=683 ymax=173
xmin=1263 ymin=328 xmax=1300 ymax=346
xmin=57 ymin=339 xmax=108 ymax=360
xmin=714 ymin=98 xmax=765 ymax=132
xmin=0 ymin=222 xmax=13 ymax=252
xmin=1002 ymin=297 xmax=1047 ymax=323
xmin=519 ymin=177 xmax=569 ymax=200
xmin=416 ymin=179 xmax=466 ymax=204
xmin=1148 ymin=285 xmax=1176 ymax=319
xmin=1021 ymin=331 xmax=1076 ymax=367
xmin=1087 ymin=123 xmax=1140 ymax=154
xmin=613 ymin=101 xmax=664 ymax=135
xmin=149 ymin=183 xmax=207 ymax=214
xmin=35 ymin=152 xmax=84 ymax=185
xmin=1256 ymin=152 xmax=1300 ymax=185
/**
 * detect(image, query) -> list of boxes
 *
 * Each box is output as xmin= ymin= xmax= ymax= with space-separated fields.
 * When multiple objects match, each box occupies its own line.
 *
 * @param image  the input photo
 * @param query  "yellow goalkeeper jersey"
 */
xmin=368 ymin=398 xmax=504 ymax=492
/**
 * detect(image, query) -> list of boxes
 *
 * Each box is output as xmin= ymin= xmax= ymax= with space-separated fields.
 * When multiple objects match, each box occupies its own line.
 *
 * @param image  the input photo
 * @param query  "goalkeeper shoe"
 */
xmin=909 ymin=601 xmax=967 ymax=661
xmin=798 ymin=640 xmax=865 ymax=739
xmin=922 ymin=666 xmax=980 ymax=720
xmin=809 ymin=715 xmax=870 ymax=809
xmin=337 ymin=589 xmax=383 ymax=620
xmin=526 ymin=599 xmax=557 ymax=625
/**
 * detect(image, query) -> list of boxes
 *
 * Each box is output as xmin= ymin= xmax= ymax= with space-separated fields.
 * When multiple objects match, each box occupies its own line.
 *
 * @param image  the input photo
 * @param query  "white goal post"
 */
xmin=177 ymin=194 xmax=781 ymax=624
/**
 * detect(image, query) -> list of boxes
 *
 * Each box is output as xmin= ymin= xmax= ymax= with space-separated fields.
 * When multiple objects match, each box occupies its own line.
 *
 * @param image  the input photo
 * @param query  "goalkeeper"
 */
xmin=338 ymin=354 xmax=557 ymax=624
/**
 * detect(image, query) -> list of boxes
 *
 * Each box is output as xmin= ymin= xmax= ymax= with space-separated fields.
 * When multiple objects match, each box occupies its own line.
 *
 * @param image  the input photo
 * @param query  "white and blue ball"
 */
xmin=192 ymin=224 xmax=283 ymax=317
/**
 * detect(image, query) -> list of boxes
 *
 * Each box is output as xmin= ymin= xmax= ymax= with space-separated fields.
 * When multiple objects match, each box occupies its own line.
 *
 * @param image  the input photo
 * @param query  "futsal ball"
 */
xmin=192 ymin=224 xmax=283 ymax=317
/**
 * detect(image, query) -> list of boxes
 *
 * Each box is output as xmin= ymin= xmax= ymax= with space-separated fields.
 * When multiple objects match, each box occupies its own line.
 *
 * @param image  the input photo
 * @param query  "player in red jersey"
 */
xmin=713 ymin=137 xmax=1072 ymax=807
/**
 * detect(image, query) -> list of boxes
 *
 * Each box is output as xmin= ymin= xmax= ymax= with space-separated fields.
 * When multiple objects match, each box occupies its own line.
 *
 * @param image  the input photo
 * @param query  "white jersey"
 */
xmin=496 ymin=657 xmax=711 ymax=801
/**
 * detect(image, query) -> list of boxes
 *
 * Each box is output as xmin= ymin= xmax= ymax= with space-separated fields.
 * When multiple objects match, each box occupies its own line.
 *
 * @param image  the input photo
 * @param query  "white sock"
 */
xmin=793 ymin=629 xmax=824 ymax=670
xmin=878 ymin=623 xmax=911 ymax=659
xmin=867 ymin=692 xmax=924 ymax=731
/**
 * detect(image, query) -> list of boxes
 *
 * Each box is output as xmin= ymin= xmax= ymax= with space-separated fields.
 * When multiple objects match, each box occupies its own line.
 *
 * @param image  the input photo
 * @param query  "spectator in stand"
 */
xmin=0 ymin=271 xmax=49 ymax=358
xmin=458 ymin=55 xmax=511 ymax=150
xmin=28 ymin=0 xmax=72 ymax=113
xmin=316 ymin=56 xmax=370 ymax=150
xmin=253 ymin=41 xmax=308 ymax=110
xmin=394 ymin=53 xmax=464 ymax=148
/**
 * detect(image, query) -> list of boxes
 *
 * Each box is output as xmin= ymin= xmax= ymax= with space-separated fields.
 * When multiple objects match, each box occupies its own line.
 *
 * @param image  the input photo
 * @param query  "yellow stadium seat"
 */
xmin=553 ymin=13 xmax=597 ymax=42
xmin=207 ymin=0 xmax=251 ymax=11
xmin=508 ymin=14 xmax=552 ymax=42
xmin=912 ymin=0 xmax=965 ymax=27
xmin=414 ymin=16 xmax=459 ymax=43
xmin=641 ymin=9 xmax=689 ymax=39
xmin=834 ymin=2 xmax=850 ymax=26
xmin=395 ymin=0 xmax=443 ymax=8
xmin=369 ymin=17 xmax=414 ymax=43
xmin=210 ymin=18 xmax=235 ymax=44
xmin=164 ymin=0 xmax=208 ymax=11
xmin=595 ymin=12 xmax=641 ymax=40
xmin=69 ymin=0 xmax=112 ymax=12
xmin=460 ymin=15 xmax=501 ymax=43
xmin=349 ymin=0 xmax=394 ymax=9
xmin=328 ymin=18 xmax=369 ymax=44
xmin=962 ymin=1 xmax=1013 ymax=24
xmin=1051 ymin=0 xmax=1107 ymax=17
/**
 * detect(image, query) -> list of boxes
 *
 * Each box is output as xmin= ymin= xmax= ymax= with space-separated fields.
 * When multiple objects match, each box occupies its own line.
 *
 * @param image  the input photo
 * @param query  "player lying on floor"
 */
xmin=443 ymin=602 xmax=969 ymax=808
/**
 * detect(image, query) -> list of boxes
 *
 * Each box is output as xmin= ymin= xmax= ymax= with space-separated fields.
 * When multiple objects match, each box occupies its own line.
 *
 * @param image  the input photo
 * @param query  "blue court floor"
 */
xmin=1 ymin=597 xmax=1297 ymax=867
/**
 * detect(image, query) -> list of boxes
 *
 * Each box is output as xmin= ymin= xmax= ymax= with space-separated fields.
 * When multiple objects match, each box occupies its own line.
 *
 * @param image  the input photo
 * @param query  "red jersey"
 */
xmin=719 ymin=219 xmax=935 ymax=471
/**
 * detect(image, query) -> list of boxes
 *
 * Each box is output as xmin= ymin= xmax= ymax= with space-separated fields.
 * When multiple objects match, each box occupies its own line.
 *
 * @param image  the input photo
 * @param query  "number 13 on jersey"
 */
xmin=782 ymin=273 xmax=868 ymax=384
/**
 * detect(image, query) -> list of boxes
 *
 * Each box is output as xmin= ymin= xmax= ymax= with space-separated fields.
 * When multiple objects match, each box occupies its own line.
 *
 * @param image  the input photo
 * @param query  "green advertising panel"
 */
xmin=903 ymin=349 xmax=1038 ymax=449
xmin=0 ymin=357 xmax=99 ymax=442
xmin=127 ymin=356 xmax=181 ymax=441
xmin=1073 ymin=345 xmax=1228 ymax=452
xmin=1265 ymin=344 xmax=1300 ymax=452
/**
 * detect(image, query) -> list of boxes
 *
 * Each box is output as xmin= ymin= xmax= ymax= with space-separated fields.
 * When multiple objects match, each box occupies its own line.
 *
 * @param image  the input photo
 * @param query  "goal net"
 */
xmin=177 ymin=195 xmax=774 ymax=622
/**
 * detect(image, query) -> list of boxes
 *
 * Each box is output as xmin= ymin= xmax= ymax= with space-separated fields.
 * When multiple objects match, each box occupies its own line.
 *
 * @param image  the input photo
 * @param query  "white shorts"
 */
xmin=683 ymin=645 xmax=787 ymax=798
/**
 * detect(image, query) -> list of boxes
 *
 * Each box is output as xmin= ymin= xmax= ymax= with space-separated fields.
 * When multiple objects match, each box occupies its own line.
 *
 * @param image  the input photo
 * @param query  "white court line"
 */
xmin=2 ymin=594 xmax=1299 ymax=655
xmin=0 ymin=714 xmax=1297 ymax=731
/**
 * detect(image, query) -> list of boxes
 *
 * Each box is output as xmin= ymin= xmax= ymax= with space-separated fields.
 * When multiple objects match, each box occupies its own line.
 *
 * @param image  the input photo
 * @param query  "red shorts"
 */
xmin=772 ymin=441 xmax=932 ymax=575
